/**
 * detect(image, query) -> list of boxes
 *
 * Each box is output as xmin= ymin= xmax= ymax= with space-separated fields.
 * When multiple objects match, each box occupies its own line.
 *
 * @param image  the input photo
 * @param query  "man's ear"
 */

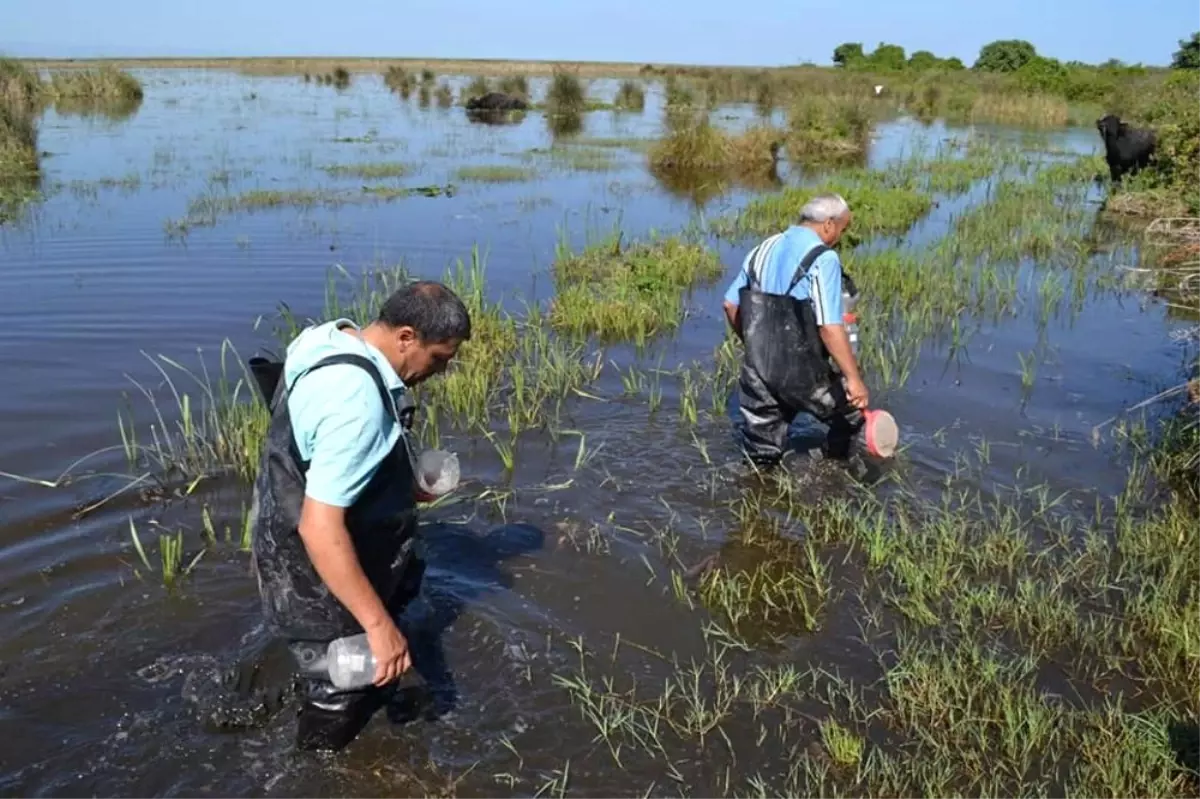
xmin=395 ymin=325 xmax=418 ymax=346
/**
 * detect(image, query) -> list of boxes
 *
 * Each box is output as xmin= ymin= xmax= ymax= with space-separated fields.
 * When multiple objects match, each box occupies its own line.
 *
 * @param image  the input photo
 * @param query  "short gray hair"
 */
xmin=799 ymin=194 xmax=850 ymax=224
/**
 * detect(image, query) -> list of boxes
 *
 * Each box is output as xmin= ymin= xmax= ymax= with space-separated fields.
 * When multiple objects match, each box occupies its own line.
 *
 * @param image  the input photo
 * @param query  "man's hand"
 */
xmin=845 ymin=375 xmax=869 ymax=410
xmin=365 ymin=617 xmax=412 ymax=686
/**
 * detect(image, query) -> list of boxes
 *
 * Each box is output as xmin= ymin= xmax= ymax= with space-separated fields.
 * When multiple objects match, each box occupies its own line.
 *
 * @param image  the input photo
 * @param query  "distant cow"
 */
xmin=465 ymin=92 xmax=528 ymax=112
xmin=1096 ymin=114 xmax=1156 ymax=182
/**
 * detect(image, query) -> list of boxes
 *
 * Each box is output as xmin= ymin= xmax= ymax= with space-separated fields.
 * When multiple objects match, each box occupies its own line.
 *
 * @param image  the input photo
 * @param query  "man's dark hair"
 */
xmin=378 ymin=281 xmax=472 ymax=342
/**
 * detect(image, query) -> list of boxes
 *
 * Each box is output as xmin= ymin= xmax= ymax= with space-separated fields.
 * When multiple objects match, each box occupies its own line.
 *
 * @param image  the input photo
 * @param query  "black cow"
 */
xmin=464 ymin=92 xmax=528 ymax=112
xmin=1096 ymin=114 xmax=1157 ymax=182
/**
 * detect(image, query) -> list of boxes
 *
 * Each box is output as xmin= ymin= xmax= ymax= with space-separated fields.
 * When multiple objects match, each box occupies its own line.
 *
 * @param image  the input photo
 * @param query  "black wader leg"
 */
xmin=289 ymin=640 xmax=388 ymax=752
xmin=287 ymin=554 xmax=428 ymax=752
xmin=738 ymin=365 xmax=791 ymax=468
xmin=802 ymin=378 xmax=864 ymax=460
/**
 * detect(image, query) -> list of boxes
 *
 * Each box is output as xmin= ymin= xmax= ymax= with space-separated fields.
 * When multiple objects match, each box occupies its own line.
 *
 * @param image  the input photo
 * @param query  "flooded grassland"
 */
xmin=0 ymin=65 xmax=1197 ymax=797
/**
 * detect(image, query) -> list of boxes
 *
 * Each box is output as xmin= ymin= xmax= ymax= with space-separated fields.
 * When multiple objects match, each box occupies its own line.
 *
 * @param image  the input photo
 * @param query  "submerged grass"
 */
xmin=321 ymin=161 xmax=409 ymax=179
xmin=555 ymin=432 xmax=1199 ymax=796
xmin=454 ymin=165 xmax=537 ymax=183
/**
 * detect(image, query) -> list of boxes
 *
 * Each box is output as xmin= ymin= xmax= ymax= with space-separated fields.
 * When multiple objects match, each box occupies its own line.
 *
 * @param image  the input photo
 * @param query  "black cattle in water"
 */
xmin=465 ymin=92 xmax=528 ymax=112
xmin=1096 ymin=114 xmax=1157 ymax=182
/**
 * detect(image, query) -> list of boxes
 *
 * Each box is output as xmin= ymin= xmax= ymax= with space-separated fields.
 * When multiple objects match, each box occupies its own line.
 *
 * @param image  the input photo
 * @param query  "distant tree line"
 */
xmin=832 ymin=33 xmax=1199 ymax=75
xmin=828 ymin=33 xmax=1198 ymax=102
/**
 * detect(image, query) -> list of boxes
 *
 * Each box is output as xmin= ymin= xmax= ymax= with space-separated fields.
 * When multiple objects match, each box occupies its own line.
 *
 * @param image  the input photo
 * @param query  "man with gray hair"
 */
xmin=722 ymin=193 xmax=870 ymax=469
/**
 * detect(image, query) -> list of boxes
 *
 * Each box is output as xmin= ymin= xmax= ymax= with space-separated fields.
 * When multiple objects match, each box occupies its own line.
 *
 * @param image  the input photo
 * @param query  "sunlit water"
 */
xmin=0 ymin=69 xmax=1191 ymax=796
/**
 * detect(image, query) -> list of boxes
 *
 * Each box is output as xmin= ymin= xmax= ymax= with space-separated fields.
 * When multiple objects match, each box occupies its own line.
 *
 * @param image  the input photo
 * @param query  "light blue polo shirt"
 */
xmin=723 ymin=225 xmax=845 ymax=326
xmin=284 ymin=319 xmax=406 ymax=508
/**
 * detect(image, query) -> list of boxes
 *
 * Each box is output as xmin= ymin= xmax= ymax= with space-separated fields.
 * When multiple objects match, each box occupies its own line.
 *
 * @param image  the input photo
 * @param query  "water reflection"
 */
xmin=52 ymin=95 xmax=144 ymax=123
xmin=464 ymin=108 xmax=527 ymax=127
xmin=546 ymin=110 xmax=583 ymax=139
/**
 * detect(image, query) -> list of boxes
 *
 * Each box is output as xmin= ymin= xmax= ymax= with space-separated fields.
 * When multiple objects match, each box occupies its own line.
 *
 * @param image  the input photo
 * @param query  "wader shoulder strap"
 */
xmin=786 ymin=244 xmax=832 ymax=295
xmin=290 ymin=353 xmax=398 ymax=423
xmin=744 ymin=232 xmax=784 ymax=289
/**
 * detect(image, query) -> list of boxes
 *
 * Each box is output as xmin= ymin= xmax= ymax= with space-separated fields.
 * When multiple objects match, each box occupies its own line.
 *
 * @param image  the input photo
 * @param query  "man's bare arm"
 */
xmin=723 ymin=301 xmax=742 ymax=341
xmin=297 ymin=498 xmax=392 ymax=632
xmin=819 ymin=324 xmax=860 ymax=383
xmin=820 ymin=324 xmax=869 ymax=408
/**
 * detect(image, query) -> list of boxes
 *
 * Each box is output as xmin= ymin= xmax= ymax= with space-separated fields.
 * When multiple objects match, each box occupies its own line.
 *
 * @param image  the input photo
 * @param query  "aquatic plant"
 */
xmin=545 ymin=69 xmax=586 ymax=117
xmin=498 ymin=74 xmax=529 ymax=101
xmin=463 ymin=76 xmax=492 ymax=102
xmin=0 ymin=58 xmax=42 ymax=112
xmin=0 ymin=101 xmax=40 ymax=221
xmin=434 ymin=81 xmax=454 ymax=108
xmin=649 ymin=110 xmax=781 ymax=177
xmin=550 ymin=232 xmax=724 ymax=343
xmin=786 ymin=92 xmax=874 ymax=158
xmin=454 ymin=165 xmax=538 ymax=183
xmin=614 ymin=80 xmax=645 ymax=111
xmin=321 ymin=161 xmax=409 ymax=179
xmin=713 ymin=175 xmax=932 ymax=242
xmin=44 ymin=66 xmax=144 ymax=118
xmin=383 ymin=65 xmax=416 ymax=98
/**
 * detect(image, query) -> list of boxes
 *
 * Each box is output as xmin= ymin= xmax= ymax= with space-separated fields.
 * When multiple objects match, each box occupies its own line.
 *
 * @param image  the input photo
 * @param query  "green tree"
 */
xmin=908 ymin=50 xmax=941 ymax=71
xmin=869 ymin=43 xmax=908 ymax=71
xmin=974 ymin=39 xmax=1038 ymax=72
xmin=1014 ymin=56 xmax=1069 ymax=94
xmin=1171 ymin=31 xmax=1199 ymax=69
xmin=833 ymin=42 xmax=865 ymax=67
xmin=945 ymin=57 xmax=966 ymax=71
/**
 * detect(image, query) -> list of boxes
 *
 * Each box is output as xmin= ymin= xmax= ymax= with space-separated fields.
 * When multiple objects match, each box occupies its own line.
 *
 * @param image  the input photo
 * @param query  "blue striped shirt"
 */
xmin=723 ymin=225 xmax=844 ymax=326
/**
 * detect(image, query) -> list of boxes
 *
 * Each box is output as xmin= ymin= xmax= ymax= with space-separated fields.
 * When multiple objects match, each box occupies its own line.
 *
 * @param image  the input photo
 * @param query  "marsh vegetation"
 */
xmin=0 ymin=35 xmax=1197 ymax=797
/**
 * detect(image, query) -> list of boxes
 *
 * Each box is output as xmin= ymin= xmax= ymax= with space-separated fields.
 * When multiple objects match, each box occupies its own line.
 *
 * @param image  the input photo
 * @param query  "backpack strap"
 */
xmin=786 ymin=244 xmax=832 ymax=295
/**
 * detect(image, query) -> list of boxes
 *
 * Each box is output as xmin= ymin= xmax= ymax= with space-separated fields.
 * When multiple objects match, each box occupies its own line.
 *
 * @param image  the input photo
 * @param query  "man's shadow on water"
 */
xmin=384 ymin=520 xmax=545 ymax=726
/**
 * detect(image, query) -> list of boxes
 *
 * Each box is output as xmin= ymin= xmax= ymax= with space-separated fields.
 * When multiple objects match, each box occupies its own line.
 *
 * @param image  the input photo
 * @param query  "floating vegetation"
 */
xmin=164 ymin=182 xmax=454 ymax=237
xmin=524 ymin=145 xmax=616 ymax=173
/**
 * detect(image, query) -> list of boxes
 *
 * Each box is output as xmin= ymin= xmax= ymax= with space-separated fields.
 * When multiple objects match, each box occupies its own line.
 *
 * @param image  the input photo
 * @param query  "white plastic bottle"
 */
xmin=325 ymin=633 xmax=376 ymax=690
xmin=843 ymin=288 xmax=860 ymax=356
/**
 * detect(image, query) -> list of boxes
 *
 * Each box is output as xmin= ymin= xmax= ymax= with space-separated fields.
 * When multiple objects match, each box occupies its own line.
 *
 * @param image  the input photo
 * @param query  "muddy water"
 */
xmin=0 ymin=71 xmax=1190 ymax=796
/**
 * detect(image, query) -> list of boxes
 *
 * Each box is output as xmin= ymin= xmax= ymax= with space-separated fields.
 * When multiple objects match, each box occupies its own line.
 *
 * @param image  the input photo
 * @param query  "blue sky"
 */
xmin=3 ymin=0 xmax=1197 ymax=67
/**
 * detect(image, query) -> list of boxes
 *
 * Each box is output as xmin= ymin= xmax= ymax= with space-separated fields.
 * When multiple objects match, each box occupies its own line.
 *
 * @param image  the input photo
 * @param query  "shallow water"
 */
xmin=0 ymin=70 xmax=1191 ymax=796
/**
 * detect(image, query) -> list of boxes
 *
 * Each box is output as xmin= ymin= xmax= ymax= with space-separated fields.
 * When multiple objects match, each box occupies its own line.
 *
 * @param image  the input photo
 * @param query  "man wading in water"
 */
xmin=722 ymin=194 xmax=870 ymax=470
xmin=247 ymin=281 xmax=469 ymax=752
